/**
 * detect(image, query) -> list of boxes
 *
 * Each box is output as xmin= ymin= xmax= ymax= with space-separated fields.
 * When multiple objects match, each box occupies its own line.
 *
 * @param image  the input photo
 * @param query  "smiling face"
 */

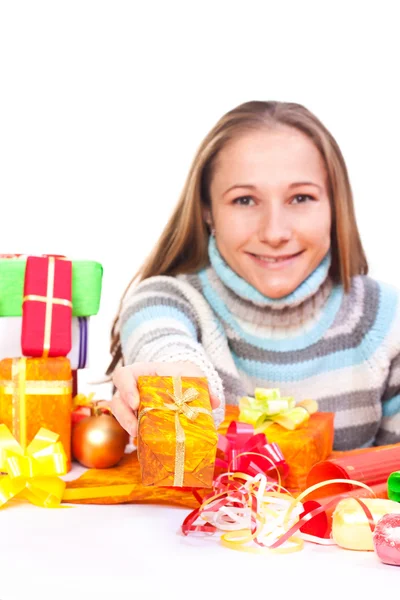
xmin=206 ymin=126 xmax=332 ymax=298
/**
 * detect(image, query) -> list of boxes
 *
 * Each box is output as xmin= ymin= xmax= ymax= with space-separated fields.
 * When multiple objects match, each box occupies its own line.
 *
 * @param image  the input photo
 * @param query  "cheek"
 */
xmin=215 ymin=209 xmax=255 ymax=244
xmin=297 ymin=207 xmax=331 ymax=247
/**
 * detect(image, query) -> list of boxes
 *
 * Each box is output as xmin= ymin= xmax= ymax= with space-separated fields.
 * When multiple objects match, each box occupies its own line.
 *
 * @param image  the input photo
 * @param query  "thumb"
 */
xmin=112 ymin=362 xmax=158 ymax=410
xmin=209 ymin=393 xmax=221 ymax=410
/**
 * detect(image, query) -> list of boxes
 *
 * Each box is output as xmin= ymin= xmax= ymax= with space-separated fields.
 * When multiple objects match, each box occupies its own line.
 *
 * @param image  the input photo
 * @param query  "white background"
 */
xmin=1 ymin=1 xmax=399 ymax=400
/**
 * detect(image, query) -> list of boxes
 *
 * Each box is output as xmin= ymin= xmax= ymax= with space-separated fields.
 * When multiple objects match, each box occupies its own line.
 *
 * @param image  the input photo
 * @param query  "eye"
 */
xmin=232 ymin=196 xmax=256 ymax=206
xmin=291 ymin=194 xmax=316 ymax=204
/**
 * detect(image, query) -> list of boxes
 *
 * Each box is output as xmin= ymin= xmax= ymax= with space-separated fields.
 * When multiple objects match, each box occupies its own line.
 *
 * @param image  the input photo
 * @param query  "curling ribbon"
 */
xmin=239 ymin=388 xmax=318 ymax=431
xmin=0 ymin=424 xmax=67 ymax=508
xmin=138 ymin=376 xmax=211 ymax=487
xmin=216 ymin=421 xmax=289 ymax=480
xmin=182 ymin=468 xmax=376 ymax=554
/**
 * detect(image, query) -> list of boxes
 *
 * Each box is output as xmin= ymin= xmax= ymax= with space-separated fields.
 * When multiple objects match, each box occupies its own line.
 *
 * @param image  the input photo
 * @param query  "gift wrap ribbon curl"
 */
xmin=239 ymin=388 xmax=318 ymax=431
xmin=182 ymin=469 xmax=376 ymax=554
xmin=0 ymin=424 xmax=67 ymax=508
xmin=138 ymin=376 xmax=212 ymax=487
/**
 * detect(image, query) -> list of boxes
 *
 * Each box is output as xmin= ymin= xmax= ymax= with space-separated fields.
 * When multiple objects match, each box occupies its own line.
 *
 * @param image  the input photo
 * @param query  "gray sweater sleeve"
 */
xmin=118 ymin=276 xmax=225 ymax=426
xmin=375 ymin=351 xmax=400 ymax=445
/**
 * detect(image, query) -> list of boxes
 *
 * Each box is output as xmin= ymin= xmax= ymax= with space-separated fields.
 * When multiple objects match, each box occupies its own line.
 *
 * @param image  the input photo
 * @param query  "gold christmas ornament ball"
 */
xmin=72 ymin=412 xmax=129 ymax=469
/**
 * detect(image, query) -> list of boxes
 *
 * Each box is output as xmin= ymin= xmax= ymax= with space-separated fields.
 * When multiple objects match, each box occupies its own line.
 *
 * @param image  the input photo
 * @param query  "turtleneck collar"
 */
xmin=193 ymin=237 xmax=342 ymax=345
xmin=208 ymin=235 xmax=332 ymax=310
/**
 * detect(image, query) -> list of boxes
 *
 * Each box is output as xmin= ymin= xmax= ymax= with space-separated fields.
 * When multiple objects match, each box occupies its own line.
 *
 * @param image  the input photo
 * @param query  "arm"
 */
xmin=375 ymin=352 xmax=400 ymax=446
xmin=119 ymin=277 xmax=226 ymax=426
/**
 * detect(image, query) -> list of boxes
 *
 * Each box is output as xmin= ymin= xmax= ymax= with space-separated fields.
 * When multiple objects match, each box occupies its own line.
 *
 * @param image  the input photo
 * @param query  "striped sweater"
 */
xmin=119 ymin=237 xmax=400 ymax=450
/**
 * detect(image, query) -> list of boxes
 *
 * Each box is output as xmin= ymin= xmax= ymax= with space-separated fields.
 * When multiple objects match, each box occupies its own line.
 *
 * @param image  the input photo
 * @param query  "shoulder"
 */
xmin=120 ymin=272 xmax=213 ymax=328
xmin=123 ymin=274 xmax=195 ymax=301
xmin=327 ymin=274 xmax=400 ymax=348
xmin=356 ymin=274 xmax=400 ymax=313
xmin=352 ymin=274 xmax=400 ymax=357
xmin=344 ymin=274 xmax=399 ymax=309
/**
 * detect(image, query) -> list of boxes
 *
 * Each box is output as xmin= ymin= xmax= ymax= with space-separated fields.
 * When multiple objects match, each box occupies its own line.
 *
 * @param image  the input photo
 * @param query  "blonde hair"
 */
xmin=107 ymin=100 xmax=368 ymax=374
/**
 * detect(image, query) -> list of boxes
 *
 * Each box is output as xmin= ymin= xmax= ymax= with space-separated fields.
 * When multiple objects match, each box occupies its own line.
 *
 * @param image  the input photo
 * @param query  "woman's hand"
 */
xmin=110 ymin=361 xmax=221 ymax=436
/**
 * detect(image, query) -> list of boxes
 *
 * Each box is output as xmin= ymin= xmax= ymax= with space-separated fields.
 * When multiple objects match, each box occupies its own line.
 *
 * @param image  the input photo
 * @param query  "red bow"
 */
xmin=216 ymin=421 xmax=289 ymax=480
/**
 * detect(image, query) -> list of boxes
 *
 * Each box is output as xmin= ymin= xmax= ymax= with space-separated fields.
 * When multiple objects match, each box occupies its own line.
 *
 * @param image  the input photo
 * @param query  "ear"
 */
xmin=202 ymin=206 xmax=213 ymax=228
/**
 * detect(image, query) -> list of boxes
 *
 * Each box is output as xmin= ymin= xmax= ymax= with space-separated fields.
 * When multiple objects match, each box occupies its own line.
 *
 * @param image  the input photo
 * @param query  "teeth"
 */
xmin=257 ymin=256 xmax=289 ymax=262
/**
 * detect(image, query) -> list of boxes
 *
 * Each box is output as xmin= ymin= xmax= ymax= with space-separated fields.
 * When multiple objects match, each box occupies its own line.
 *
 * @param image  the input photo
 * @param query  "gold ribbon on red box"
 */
xmin=22 ymin=255 xmax=72 ymax=357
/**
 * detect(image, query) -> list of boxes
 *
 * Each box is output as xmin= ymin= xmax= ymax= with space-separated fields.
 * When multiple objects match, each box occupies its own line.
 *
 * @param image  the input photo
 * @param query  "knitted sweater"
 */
xmin=119 ymin=237 xmax=400 ymax=450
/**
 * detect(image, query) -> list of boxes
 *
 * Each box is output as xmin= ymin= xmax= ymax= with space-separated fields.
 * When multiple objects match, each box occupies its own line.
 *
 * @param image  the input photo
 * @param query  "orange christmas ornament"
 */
xmin=72 ymin=403 xmax=129 ymax=468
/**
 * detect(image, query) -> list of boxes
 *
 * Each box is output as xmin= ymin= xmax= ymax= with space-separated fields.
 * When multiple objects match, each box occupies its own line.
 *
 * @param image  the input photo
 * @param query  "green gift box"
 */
xmin=0 ymin=257 xmax=103 ymax=316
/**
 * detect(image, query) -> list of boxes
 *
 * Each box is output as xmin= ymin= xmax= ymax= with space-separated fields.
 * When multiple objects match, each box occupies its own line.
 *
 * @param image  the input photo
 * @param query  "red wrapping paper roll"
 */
xmin=306 ymin=445 xmax=400 ymax=498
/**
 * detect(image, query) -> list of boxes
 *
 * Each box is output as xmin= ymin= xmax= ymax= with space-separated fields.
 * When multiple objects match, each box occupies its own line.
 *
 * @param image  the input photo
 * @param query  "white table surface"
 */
xmin=1 ymin=464 xmax=399 ymax=600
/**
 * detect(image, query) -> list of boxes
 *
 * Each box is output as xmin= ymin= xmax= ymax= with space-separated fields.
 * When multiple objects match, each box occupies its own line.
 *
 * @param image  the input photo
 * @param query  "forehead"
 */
xmin=212 ymin=126 xmax=327 ymax=189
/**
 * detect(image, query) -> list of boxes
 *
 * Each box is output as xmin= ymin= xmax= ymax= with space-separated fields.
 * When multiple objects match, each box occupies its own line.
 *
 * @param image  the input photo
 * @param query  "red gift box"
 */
xmin=22 ymin=256 xmax=72 ymax=357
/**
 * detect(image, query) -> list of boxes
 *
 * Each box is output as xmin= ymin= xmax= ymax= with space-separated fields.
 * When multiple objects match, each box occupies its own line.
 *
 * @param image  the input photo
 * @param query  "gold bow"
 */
xmin=73 ymin=392 xmax=95 ymax=408
xmin=138 ymin=376 xmax=211 ymax=487
xmin=239 ymin=388 xmax=318 ymax=431
xmin=0 ymin=425 xmax=67 ymax=508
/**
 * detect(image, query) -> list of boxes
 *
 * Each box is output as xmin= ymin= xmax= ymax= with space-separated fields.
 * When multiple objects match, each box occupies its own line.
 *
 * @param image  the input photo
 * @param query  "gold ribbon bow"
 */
xmin=73 ymin=393 xmax=95 ymax=408
xmin=239 ymin=388 xmax=318 ymax=431
xmin=0 ymin=425 xmax=67 ymax=508
xmin=138 ymin=376 xmax=211 ymax=487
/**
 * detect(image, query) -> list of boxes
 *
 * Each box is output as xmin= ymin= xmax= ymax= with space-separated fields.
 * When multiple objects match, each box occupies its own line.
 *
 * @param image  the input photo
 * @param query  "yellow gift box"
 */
xmin=0 ymin=357 xmax=72 ymax=468
xmin=137 ymin=375 xmax=218 ymax=488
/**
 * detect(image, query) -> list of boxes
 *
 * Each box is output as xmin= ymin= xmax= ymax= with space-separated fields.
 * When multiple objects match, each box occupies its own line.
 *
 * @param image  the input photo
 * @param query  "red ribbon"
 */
xmin=182 ymin=478 xmax=377 ymax=546
xmin=216 ymin=421 xmax=289 ymax=480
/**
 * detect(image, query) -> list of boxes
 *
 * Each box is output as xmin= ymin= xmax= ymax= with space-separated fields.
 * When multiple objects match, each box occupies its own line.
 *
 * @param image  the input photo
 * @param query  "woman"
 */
xmin=108 ymin=100 xmax=400 ymax=450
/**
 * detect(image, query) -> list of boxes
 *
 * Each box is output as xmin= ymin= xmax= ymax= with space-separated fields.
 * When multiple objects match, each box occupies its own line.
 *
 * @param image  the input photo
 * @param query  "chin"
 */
xmin=262 ymin=288 xmax=293 ymax=299
xmin=252 ymin=277 xmax=296 ymax=299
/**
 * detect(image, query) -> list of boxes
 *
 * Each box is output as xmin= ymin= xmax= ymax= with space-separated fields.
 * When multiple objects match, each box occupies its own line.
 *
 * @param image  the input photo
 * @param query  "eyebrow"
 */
xmin=288 ymin=181 xmax=323 ymax=190
xmin=223 ymin=181 xmax=323 ymax=196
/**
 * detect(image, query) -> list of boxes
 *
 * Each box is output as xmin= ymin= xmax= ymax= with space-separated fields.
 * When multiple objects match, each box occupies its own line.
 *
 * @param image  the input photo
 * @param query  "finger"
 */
xmin=209 ymin=393 xmax=221 ymax=409
xmin=112 ymin=366 xmax=140 ymax=410
xmin=110 ymin=392 xmax=138 ymax=436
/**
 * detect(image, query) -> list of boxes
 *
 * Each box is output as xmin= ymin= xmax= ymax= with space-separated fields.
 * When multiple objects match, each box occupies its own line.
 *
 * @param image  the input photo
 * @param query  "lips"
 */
xmin=249 ymin=251 xmax=303 ymax=263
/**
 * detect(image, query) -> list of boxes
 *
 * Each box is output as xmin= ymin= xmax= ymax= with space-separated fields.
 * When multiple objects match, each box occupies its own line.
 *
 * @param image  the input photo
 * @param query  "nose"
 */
xmin=258 ymin=204 xmax=292 ymax=246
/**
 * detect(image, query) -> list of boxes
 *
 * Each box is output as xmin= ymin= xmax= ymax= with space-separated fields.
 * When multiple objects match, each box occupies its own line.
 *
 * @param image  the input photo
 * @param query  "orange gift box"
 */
xmin=219 ymin=405 xmax=334 ymax=492
xmin=0 ymin=357 xmax=73 ymax=468
xmin=137 ymin=375 xmax=218 ymax=488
